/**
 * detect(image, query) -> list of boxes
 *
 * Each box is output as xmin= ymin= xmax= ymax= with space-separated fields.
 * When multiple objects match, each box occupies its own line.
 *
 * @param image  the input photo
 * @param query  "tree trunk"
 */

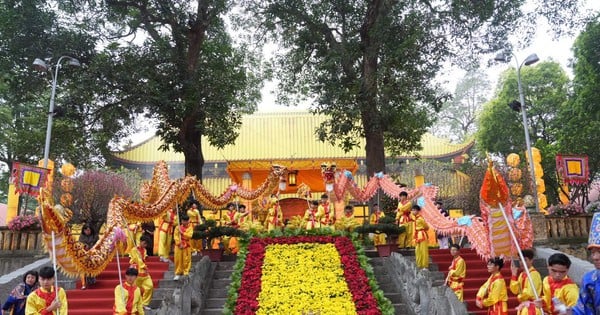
xmin=360 ymin=0 xmax=386 ymax=178
xmin=180 ymin=116 xmax=204 ymax=180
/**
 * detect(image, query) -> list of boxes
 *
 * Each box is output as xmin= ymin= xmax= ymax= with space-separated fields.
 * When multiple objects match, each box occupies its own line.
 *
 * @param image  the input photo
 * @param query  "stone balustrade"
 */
xmin=0 ymin=227 xmax=44 ymax=252
xmin=545 ymin=214 xmax=592 ymax=241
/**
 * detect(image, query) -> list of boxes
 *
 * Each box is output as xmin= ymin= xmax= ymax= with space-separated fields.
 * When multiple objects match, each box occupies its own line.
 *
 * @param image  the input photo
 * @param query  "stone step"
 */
xmin=384 ymin=292 xmax=403 ymax=304
xmin=215 ymin=261 xmax=236 ymax=270
xmin=394 ymin=303 xmax=408 ymax=314
xmin=377 ymin=282 xmax=397 ymax=293
xmin=204 ymin=297 xmax=227 ymax=309
xmin=200 ymin=308 xmax=224 ymax=315
xmin=208 ymin=288 xmax=228 ymax=298
xmin=214 ymin=270 xmax=232 ymax=279
xmin=211 ymin=278 xmax=231 ymax=289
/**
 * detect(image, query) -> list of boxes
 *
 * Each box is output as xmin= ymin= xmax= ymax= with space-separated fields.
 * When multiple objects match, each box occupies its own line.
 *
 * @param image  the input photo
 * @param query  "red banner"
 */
xmin=556 ymin=155 xmax=589 ymax=185
xmin=11 ymin=162 xmax=49 ymax=197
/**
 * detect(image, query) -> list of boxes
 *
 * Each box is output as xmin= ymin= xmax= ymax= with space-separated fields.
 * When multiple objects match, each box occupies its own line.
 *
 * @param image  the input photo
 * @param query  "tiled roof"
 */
xmin=112 ymin=111 xmax=472 ymax=163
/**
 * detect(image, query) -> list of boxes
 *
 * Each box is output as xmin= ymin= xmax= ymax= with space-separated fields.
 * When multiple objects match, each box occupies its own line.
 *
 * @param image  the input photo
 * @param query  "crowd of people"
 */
xmin=6 ymin=194 xmax=600 ymax=315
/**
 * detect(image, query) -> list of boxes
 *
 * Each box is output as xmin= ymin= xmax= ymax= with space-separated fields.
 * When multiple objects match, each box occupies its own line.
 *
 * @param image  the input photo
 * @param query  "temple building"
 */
xmin=110 ymin=111 xmax=473 ymax=221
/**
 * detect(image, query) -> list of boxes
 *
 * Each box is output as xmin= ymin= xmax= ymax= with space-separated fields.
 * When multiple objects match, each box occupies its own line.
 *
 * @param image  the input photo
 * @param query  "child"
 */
xmin=173 ymin=214 xmax=193 ymax=280
xmin=476 ymin=257 xmax=508 ymax=315
xmin=369 ymin=204 xmax=386 ymax=246
xmin=113 ymin=268 xmax=144 ymax=315
xmin=447 ymin=244 xmax=466 ymax=301
xmin=128 ymin=235 xmax=154 ymax=309
xmin=304 ymin=200 xmax=321 ymax=230
xmin=412 ymin=205 xmax=429 ymax=269
xmin=25 ymin=266 xmax=68 ymax=315
xmin=318 ymin=194 xmax=335 ymax=229
xmin=510 ymin=249 xmax=542 ymax=315
xmin=535 ymin=253 xmax=578 ymax=315
xmin=395 ymin=191 xmax=413 ymax=248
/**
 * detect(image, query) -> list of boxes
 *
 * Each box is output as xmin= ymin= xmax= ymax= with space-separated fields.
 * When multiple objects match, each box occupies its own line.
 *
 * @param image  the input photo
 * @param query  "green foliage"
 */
xmin=476 ymin=61 xmax=571 ymax=206
xmin=560 ymin=20 xmax=600 ymax=203
xmin=239 ymin=0 xmax=586 ymax=177
xmin=192 ymin=219 xmax=245 ymax=240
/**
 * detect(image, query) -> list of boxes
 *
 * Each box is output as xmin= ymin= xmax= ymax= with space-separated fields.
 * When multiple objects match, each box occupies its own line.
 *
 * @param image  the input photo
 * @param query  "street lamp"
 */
xmin=494 ymin=52 xmax=540 ymax=213
xmin=33 ymin=56 xmax=81 ymax=168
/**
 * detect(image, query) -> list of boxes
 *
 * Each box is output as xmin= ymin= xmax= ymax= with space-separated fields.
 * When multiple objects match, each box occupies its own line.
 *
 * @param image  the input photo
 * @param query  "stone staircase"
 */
xmin=200 ymin=261 xmax=236 ymax=315
xmin=368 ymin=256 xmax=408 ymax=314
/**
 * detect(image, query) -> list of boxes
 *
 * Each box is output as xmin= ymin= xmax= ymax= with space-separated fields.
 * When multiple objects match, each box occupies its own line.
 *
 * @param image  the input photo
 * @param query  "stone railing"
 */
xmin=0 ymin=227 xmax=44 ymax=252
xmin=545 ymin=214 xmax=592 ymax=241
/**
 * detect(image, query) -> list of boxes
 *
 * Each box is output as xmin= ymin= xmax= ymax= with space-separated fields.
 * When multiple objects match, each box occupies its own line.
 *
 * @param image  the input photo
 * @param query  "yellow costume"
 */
xmin=303 ymin=207 xmax=322 ymax=230
xmin=204 ymin=211 xmax=221 ymax=249
xmin=25 ymin=286 xmax=68 ymax=315
xmin=129 ymin=245 xmax=154 ymax=307
xmin=509 ymin=267 xmax=542 ymax=315
xmin=126 ymin=222 xmax=142 ymax=253
xmin=369 ymin=211 xmax=386 ymax=246
xmin=540 ymin=276 xmax=578 ymax=315
xmin=157 ymin=208 xmax=176 ymax=260
xmin=396 ymin=200 xmax=413 ymax=248
xmin=113 ymin=282 xmax=144 ymax=315
xmin=318 ymin=201 xmax=335 ymax=230
xmin=265 ymin=199 xmax=283 ymax=232
xmin=413 ymin=213 xmax=429 ymax=269
xmin=336 ymin=211 xmax=359 ymax=232
xmin=476 ymin=272 xmax=508 ymax=315
xmin=186 ymin=206 xmax=202 ymax=252
xmin=173 ymin=224 xmax=194 ymax=276
xmin=448 ymin=255 xmax=466 ymax=301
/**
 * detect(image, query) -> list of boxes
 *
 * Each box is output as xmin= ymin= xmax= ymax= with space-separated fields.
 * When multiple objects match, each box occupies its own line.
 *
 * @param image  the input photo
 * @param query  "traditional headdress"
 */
xmin=587 ymin=212 xmax=600 ymax=249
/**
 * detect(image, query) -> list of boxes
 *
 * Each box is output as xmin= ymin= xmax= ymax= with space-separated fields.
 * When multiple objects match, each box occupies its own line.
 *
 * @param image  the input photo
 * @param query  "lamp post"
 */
xmin=33 ymin=56 xmax=81 ymax=168
xmin=494 ymin=52 xmax=540 ymax=213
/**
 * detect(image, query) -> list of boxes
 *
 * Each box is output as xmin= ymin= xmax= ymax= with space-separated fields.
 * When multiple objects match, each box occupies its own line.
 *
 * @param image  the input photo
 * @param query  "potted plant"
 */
xmin=193 ymin=219 xmax=245 ymax=261
xmin=355 ymin=216 xmax=405 ymax=257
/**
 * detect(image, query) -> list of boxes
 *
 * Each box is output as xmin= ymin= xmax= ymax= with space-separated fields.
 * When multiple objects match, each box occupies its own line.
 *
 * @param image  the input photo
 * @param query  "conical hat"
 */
xmin=588 ymin=212 xmax=600 ymax=249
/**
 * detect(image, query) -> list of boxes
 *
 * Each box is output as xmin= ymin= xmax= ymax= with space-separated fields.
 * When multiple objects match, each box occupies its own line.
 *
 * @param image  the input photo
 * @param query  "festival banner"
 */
xmin=556 ymin=154 xmax=589 ymax=185
xmin=11 ymin=162 xmax=49 ymax=197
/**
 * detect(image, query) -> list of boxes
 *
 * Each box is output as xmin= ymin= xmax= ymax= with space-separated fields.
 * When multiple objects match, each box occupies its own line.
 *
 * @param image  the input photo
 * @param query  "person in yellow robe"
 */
xmin=336 ymin=205 xmax=359 ymax=232
xmin=186 ymin=203 xmax=202 ymax=255
xmin=25 ymin=267 xmax=67 ymax=315
xmin=204 ymin=208 xmax=222 ymax=249
xmin=412 ymin=205 xmax=429 ymax=269
xmin=318 ymin=194 xmax=335 ymax=230
xmin=128 ymin=236 xmax=154 ymax=309
xmin=534 ymin=253 xmax=578 ymax=315
xmin=447 ymin=244 xmax=466 ymax=301
xmin=173 ymin=215 xmax=194 ymax=280
xmin=396 ymin=191 xmax=413 ymax=248
xmin=476 ymin=257 xmax=508 ymax=315
xmin=157 ymin=208 xmax=176 ymax=263
xmin=369 ymin=204 xmax=386 ymax=246
xmin=304 ymin=200 xmax=322 ymax=230
xmin=227 ymin=204 xmax=249 ymax=254
xmin=265 ymin=196 xmax=283 ymax=232
xmin=510 ymin=249 xmax=542 ymax=315
xmin=126 ymin=222 xmax=142 ymax=254
xmin=113 ymin=268 xmax=144 ymax=315
xmin=222 ymin=203 xmax=239 ymax=254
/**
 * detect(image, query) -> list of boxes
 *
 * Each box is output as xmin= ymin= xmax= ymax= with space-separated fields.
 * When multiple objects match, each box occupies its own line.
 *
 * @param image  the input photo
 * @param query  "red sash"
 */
xmin=35 ymin=287 xmax=57 ymax=314
xmin=448 ymin=256 xmax=464 ymax=282
xmin=114 ymin=282 xmax=138 ymax=314
xmin=321 ymin=202 xmax=332 ymax=225
xmin=548 ymin=276 xmax=574 ymax=313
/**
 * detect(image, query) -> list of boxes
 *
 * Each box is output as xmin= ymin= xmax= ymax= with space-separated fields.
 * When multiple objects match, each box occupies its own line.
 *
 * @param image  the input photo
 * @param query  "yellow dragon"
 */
xmin=38 ymin=161 xmax=287 ymax=277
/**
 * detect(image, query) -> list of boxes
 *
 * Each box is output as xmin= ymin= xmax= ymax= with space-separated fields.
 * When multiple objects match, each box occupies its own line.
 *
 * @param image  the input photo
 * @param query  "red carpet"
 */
xmin=66 ymin=256 xmax=169 ymax=315
xmin=429 ymin=248 xmax=519 ymax=315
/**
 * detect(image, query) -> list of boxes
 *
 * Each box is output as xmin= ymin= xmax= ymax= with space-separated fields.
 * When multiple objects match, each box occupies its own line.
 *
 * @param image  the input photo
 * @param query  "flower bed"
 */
xmin=227 ymin=234 xmax=392 ymax=315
